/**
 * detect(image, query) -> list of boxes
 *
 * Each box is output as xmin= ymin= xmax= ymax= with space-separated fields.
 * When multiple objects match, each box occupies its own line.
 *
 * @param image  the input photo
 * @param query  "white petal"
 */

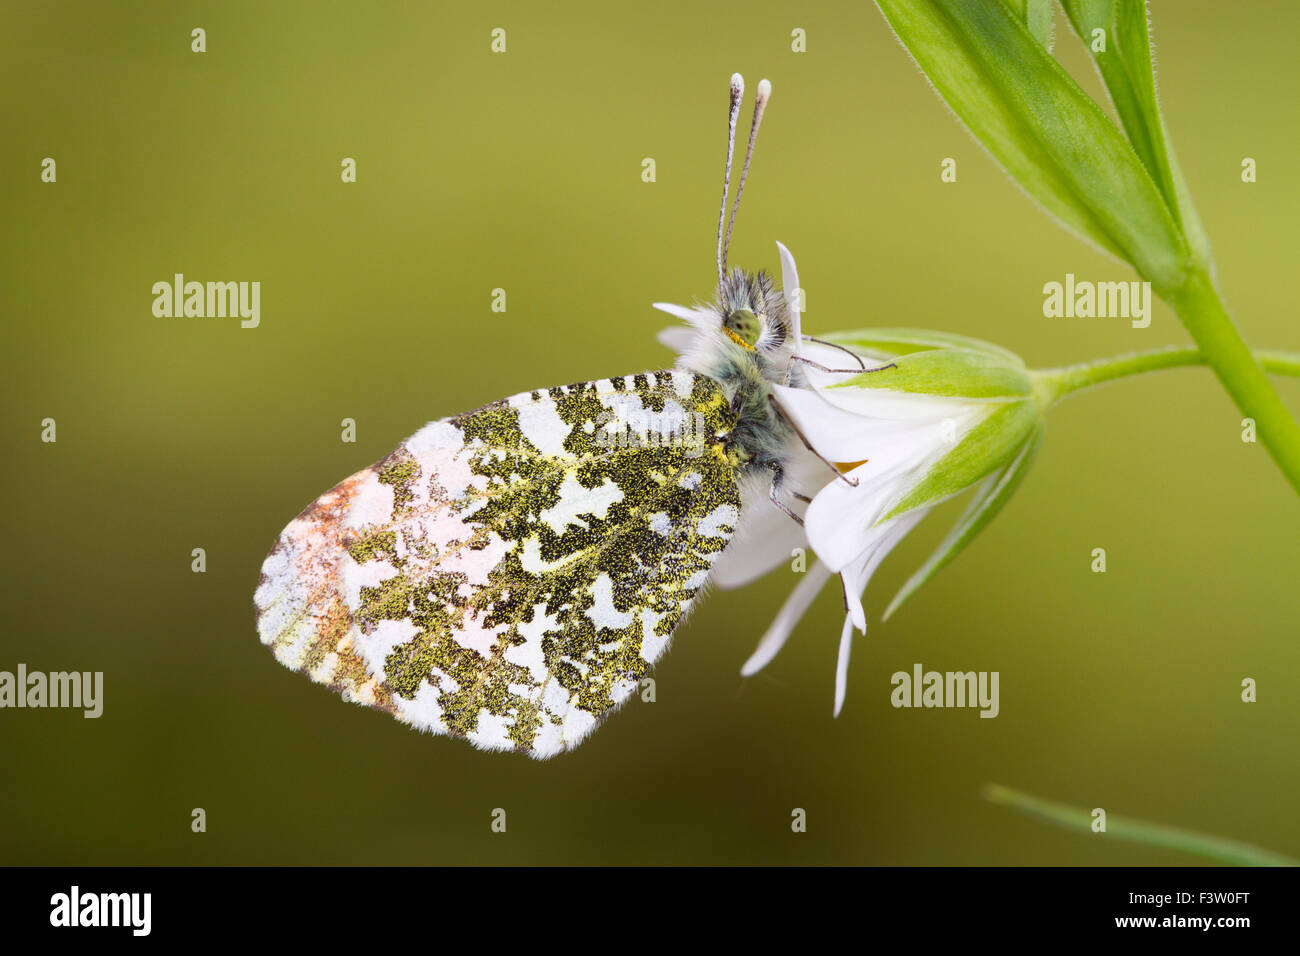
xmin=651 ymin=302 xmax=716 ymax=332
xmin=771 ymin=382 xmax=971 ymax=467
xmin=782 ymin=376 xmax=986 ymax=572
xmin=802 ymin=436 xmax=944 ymax=572
xmin=833 ymin=512 xmax=928 ymax=716
xmin=740 ymin=560 xmax=833 ymax=677
xmin=652 ymin=301 xmax=702 ymax=321
xmin=837 ymin=508 xmax=930 ymax=630
xmin=656 ymin=326 xmax=696 ymax=354
xmin=771 ymin=384 xmax=894 ymax=463
xmin=842 ymin=572 xmax=867 ymax=634
xmin=776 ymin=241 xmax=802 ymax=357
xmin=795 ymin=339 xmax=896 ymax=379
xmin=833 ymin=614 xmax=854 ymax=717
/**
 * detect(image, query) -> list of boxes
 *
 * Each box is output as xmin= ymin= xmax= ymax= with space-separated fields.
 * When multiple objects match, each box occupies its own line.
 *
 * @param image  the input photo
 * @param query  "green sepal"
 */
xmin=884 ymin=398 xmax=1040 ymax=519
xmin=884 ymin=422 xmax=1044 ymax=620
xmin=821 ymin=327 xmax=1024 ymax=365
xmin=831 ymin=347 xmax=1034 ymax=399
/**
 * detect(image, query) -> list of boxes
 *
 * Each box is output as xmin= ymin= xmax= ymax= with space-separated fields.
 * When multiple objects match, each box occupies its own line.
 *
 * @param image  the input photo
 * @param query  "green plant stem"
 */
xmin=983 ymin=783 xmax=1299 ymax=866
xmin=1036 ymin=272 xmax=1300 ymax=493
xmin=1168 ymin=270 xmax=1300 ymax=494
xmin=1034 ymin=345 xmax=1300 ymax=406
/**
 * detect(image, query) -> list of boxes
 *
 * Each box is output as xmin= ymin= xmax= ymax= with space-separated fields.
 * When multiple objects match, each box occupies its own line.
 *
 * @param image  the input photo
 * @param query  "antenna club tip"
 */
xmin=730 ymin=72 xmax=744 ymax=94
xmin=757 ymin=78 xmax=772 ymax=98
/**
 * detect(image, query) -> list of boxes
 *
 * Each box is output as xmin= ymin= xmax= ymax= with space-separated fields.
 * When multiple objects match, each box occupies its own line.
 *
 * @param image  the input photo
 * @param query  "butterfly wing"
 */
xmin=255 ymin=371 xmax=742 ymax=758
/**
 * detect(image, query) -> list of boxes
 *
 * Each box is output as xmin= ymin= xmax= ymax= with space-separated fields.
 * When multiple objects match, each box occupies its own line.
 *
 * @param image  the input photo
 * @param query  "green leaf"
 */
xmin=822 ymin=327 xmax=1024 ymax=365
xmin=873 ymin=0 xmax=1189 ymax=293
xmin=832 ymin=347 xmax=1033 ymax=398
xmin=983 ymin=783 xmax=1300 ymax=867
xmin=1000 ymin=0 xmax=1054 ymax=50
xmin=884 ymin=422 xmax=1043 ymax=620
xmin=1059 ymin=0 xmax=1211 ymax=265
xmin=1027 ymin=0 xmax=1054 ymax=50
xmin=884 ymin=399 xmax=1039 ymax=519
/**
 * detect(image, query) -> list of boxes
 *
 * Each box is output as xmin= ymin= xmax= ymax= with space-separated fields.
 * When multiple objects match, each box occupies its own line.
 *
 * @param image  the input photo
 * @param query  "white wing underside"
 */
xmin=256 ymin=372 xmax=742 ymax=758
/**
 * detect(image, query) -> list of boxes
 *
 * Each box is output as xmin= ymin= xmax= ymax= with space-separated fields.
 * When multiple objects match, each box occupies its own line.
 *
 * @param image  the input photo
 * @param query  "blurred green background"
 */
xmin=2 ymin=0 xmax=1297 ymax=865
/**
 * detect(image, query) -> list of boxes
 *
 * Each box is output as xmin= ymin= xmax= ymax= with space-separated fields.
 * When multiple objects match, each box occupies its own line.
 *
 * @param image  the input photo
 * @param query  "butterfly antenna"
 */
xmin=717 ymin=73 xmax=744 ymax=286
xmin=723 ymin=78 xmax=770 ymax=272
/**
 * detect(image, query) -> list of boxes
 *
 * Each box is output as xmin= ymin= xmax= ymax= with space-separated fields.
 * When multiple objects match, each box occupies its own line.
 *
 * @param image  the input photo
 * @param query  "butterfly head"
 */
xmin=718 ymin=267 xmax=789 ymax=354
xmin=655 ymin=74 xmax=803 ymax=392
xmin=709 ymin=74 xmax=794 ymax=362
xmin=651 ymin=74 xmax=804 ymax=474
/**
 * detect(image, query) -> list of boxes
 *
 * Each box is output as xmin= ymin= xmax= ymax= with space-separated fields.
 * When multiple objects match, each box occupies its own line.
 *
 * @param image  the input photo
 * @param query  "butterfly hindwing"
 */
xmin=255 ymin=371 xmax=742 ymax=757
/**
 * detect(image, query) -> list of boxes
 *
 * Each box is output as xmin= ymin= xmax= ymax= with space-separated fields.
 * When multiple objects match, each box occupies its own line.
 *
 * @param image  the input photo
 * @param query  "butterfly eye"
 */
xmin=724 ymin=307 xmax=761 ymax=347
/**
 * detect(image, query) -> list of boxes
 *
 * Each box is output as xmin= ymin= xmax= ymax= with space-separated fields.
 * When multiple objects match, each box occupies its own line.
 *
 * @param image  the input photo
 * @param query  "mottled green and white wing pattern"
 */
xmin=255 ymin=371 xmax=742 ymax=758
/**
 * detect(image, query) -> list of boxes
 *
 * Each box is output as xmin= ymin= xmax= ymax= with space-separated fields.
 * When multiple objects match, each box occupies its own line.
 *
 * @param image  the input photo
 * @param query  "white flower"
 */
xmin=770 ymin=371 xmax=990 ymax=713
xmin=656 ymin=243 xmax=1042 ymax=715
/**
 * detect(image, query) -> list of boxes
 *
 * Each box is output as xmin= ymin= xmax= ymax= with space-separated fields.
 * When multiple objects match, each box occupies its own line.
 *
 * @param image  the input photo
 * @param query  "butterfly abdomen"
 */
xmin=690 ymin=335 xmax=795 ymax=478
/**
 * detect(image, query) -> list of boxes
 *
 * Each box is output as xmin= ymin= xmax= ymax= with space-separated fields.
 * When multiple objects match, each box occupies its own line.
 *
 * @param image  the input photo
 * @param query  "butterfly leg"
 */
xmin=799 ymin=336 xmax=868 ymax=370
xmin=767 ymin=392 xmax=862 ymax=488
xmin=791 ymin=353 xmax=897 ymax=375
xmin=767 ymin=465 xmax=805 ymax=526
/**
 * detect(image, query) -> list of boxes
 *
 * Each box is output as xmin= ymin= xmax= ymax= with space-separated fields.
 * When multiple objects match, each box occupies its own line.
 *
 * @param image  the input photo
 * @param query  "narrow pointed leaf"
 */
xmin=1000 ymin=0 xmax=1054 ymax=50
xmin=873 ymin=0 xmax=1189 ymax=292
xmin=1060 ymin=0 xmax=1210 ymax=264
xmin=983 ymin=783 xmax=1300 ymax=867
xmin=884 ymin=423 xmax=1042 ymax=619
xmin=1027 ymin=0 xmax=1054 ymax=50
